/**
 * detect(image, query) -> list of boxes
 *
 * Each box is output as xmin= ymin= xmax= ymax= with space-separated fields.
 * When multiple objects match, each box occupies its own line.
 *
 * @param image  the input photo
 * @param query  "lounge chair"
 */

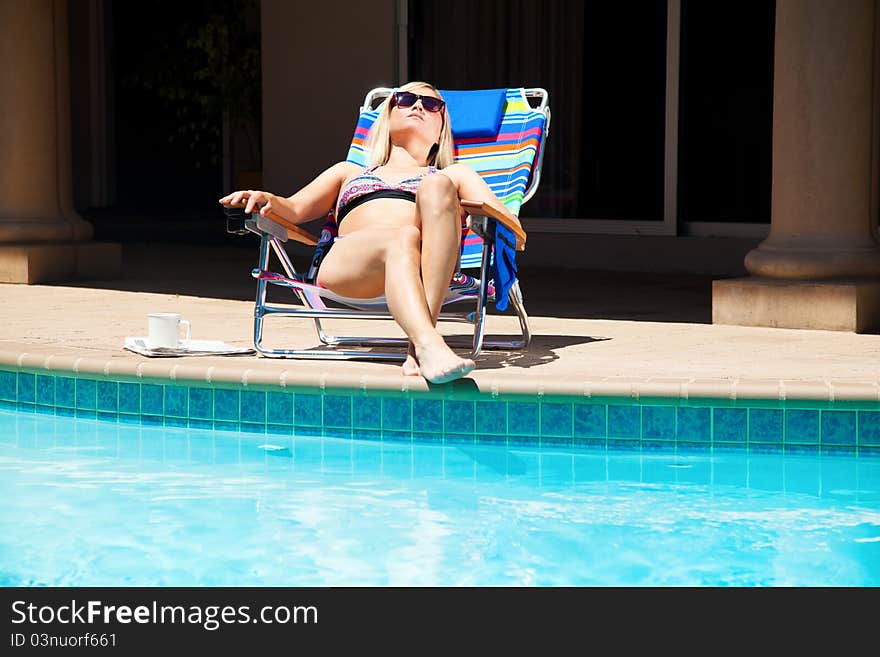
xmin=225 ymin=87 xmax=551 ymax=361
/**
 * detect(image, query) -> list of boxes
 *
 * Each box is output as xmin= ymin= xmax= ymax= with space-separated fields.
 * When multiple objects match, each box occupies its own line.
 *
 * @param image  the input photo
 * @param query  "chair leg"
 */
xmin=250 ymin=229 xmax=531 ymax=360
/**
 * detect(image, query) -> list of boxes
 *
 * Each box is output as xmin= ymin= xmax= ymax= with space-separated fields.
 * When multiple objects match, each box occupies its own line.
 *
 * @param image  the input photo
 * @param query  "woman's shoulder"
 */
xmin=332 ymin=161 xmax=364 ymax=176
xmin=437 ymin=162 xmax=477 ymax=181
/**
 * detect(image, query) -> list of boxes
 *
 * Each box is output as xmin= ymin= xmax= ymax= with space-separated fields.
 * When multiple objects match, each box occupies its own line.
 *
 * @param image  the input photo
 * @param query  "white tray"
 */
xmin=124 ymin=337 xmax=255 ymax=358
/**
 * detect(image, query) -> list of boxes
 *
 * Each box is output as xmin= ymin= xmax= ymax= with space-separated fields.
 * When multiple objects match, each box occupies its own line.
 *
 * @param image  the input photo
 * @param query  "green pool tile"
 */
xmin=75 ymin=378 xmax=96 ymax=410
xmin=352 ymin=428 xmax=382 ymax=442
xmin=413 ymin=399 xmax=442 ymax=433
xmin=541 ymin=402 xmax=573 ymax=438
xmin=166 ymin=416 xmax=188 ymax=428
xmin=118 ymin=382 xmax=140 ymax=414
xmin=748 ymin=408 xmax=783 ymax=443
xmin=476 ymin=433 xmax=507 ymax=446
xmin=294 ymin=393 xmax=322 ymax=427
xmin=353 ymin=396 xmax=381 ymax=429
xmin=214 ymin=389 xmax=241 ymax=422
xmin=413 ymin=431 xmax=443 ymax=443
xmin=189 ymin=419 xmax=213 ymax=430
xmin=444 ymin=400 xmax=475 ymax=434
xmin=323 ymin=394 xmax=352 ymax=429
xmin=267 ymin=423 xmax=295 ymax=436
xmin=140 ymin=414 xmax=163 ymax=426
xmin=785 ymin=444 xmax=821 ymax=457
xmin=642 ymin=439 xmax=675 ymax=452
xmin=241 ymin=390 xmax=267 ymax=424
xmin=475 ymin=401 xmax=506 ymax=435
xmin=188 ymin=387 xmax=213 ymax=420
xmin=141 ymin=384 xmax=163 ymax=416
xmin=266 ymin=392 xmax=293 ymax=425
xmin=785 ymin=409 xmax=820 ymax=444
xmin=540 ymin=434 xmax=573 ymax=448
xmin=508 ymin=401 xmax=538 ymax=435
xmin=17 ymin=372 xmax=35 ymax=404
xmin=164 ymin=386 xmax=188 ymax=418
xmin=97 ymin=380 xmax=118 ymax=413
xmin=676 ymin=406 xmax=710 ymax=442
xmin=749 ymin=443 xmax=785 ymax=455
xmin=607 ymin=405 xmax=639 ymax=439
xmin=573 ymin=437 xmax=606 ymax=451
xmin=240 ymin=422 xmax=266 ymax=435
xmin=444 ymin=433 xmax=476 ymax=446
xmin=0 ymin=370 xmax=15 ymax=401
xmin=382 ymin=397 xmax=411 ymax=431
xmin=642 ymin=405 xmax=675 ymax=440
xmin=858 ymin=411 xmax=880 ymax=446
xmin=821 ymin=410 xmax=857 ymax=446
xmin=822 ymin=444 xmax=857 ymax=456
xmin=36 ymin=375 xmax=55 ymax=406
xmin=382 ymin=429 xmax=412 ymax=443
xmin=712 ymin=442 xmax=748 ymax=454
xmin=574 ymin=405 xmax=606 ymax=439
xmin=55 ymin=377 xmax=75 ymax=408
xmin=607 ymin=438 xmax=641 ymax=451
xmin=677 ymin=442 xmax=712 ymax=454
xmin=713 ymin=408 xmax=747 ymax=443
xmin=117 ymin=412 xmax=140 ymax=426
xmin=213 ymin=420 xmax=240 ymax=433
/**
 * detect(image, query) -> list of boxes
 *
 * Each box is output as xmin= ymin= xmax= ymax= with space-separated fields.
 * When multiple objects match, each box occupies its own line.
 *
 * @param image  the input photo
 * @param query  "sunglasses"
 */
xmin=392 ymin=91 xmax=446 ymax=113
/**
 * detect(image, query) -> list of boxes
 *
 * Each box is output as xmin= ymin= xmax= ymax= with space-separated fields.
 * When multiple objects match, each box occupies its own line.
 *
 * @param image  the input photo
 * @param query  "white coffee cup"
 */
xmin=146 ymin=313 xmax=191 ymax=349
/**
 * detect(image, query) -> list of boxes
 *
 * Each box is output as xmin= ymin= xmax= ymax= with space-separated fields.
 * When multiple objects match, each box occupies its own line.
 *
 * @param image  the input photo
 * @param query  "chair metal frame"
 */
xmin=234 ymin=87 xmax=551 ymax=361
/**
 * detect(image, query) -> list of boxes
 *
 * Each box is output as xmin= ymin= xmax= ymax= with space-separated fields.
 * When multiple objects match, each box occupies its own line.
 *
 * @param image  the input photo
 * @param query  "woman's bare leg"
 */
xmin=317 ymin=227 xmax=474 ymax=384
xmin=384 ymin=226 xmax=474 ymax=383
xmin=416 ymin=174 xmax=463 ymax=322
xmin=402 ymin=174 xmax=469 ymax=375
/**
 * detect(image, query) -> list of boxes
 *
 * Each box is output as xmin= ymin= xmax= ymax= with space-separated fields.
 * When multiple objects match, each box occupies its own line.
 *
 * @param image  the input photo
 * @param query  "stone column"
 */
xmin=713 ymin=0 xmax=880 ymax=332
xmin=0 ymin=0 xmax=119 ymax=283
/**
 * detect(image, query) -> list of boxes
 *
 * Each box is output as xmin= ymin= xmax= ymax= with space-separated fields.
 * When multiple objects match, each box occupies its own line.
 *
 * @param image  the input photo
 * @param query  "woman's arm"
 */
xmin=219 ymin=161 xmax=357 ymax=225
xmin=441 ymin=163 xmax=526 ymax=249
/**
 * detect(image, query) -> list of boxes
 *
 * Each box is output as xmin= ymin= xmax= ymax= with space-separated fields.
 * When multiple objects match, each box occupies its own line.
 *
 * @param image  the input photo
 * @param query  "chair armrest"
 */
xmin=230 ymin=201 xmax=319 ymax=246
xmin=460 ymin=199 xmax=527 ymax=251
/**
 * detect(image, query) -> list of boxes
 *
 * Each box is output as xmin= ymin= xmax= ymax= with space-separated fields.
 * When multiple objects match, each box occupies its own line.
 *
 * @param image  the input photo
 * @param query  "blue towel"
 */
xmin=490 ymin=221 xmax=518 ymax=312
xmin=439 ymin=89 xmax=507 ymax=138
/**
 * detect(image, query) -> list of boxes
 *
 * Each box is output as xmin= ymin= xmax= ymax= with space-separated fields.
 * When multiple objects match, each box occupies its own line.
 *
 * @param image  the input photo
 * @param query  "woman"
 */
xmin=219 ymin=81 xmax=510 ymax=384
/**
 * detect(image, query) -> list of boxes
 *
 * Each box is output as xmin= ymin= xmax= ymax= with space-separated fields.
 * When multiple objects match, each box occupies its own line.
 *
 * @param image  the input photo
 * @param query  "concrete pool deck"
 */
xmin=1 ymin=243 xmax=879 ymax=403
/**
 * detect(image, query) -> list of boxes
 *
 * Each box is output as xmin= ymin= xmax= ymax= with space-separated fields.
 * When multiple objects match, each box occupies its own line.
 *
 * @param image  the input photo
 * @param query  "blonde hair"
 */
xmin=366 ymin=81 xmax=455 ymax=169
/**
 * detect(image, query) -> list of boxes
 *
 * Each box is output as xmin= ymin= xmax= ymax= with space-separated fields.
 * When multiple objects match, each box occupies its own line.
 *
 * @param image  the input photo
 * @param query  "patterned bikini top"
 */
xmin=335 ymin=165 xmax=438 ymax=222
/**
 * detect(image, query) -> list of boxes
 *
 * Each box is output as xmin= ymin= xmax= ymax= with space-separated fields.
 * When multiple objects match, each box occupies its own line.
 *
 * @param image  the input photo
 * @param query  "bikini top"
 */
xmin=335 ymin=165 xmax=438 ymax=223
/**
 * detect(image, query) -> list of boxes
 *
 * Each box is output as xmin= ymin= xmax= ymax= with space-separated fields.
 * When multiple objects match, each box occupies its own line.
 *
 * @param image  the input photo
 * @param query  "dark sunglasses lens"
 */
xmin=395 ymin=92 xmax=417 ymax=107
xmin=421 ymin=97 xmax=444 ymax=112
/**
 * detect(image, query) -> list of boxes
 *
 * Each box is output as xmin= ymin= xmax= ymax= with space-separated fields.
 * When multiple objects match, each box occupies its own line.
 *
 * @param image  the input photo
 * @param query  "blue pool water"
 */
xmin=1 ymin=408 xmax=879 ymax=586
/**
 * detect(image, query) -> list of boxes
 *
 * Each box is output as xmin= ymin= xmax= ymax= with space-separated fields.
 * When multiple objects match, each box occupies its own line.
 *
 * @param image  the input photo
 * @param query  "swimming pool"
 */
xmin=2 ymin=408 xmax=879 ymax=586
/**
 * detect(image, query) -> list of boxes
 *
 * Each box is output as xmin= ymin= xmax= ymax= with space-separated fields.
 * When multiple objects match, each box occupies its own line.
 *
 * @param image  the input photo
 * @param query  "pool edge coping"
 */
xmin=1 ymin=346 xmax=879 ymax=407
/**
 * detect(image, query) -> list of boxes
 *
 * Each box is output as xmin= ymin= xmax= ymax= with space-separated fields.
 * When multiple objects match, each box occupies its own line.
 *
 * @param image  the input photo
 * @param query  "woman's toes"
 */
xmin=402 ymin=355 xmax=420 ymax=376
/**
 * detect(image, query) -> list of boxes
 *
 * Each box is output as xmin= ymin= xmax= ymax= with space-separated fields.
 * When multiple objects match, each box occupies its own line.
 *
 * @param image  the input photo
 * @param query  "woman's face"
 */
xmin=388 ymin=86 xmax=445 ymax=145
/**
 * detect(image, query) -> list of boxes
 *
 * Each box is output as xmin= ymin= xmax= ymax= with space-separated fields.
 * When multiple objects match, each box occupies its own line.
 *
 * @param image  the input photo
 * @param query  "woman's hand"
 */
xmin=218 ymin=190 xmax=277 ymax=216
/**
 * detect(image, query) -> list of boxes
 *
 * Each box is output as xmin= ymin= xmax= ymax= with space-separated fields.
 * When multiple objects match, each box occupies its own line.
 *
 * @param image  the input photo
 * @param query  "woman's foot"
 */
xmin=414 ymin=338 xmax=475 ymax=384
xmin=402 ymin=341 xmax=420 ymax=376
